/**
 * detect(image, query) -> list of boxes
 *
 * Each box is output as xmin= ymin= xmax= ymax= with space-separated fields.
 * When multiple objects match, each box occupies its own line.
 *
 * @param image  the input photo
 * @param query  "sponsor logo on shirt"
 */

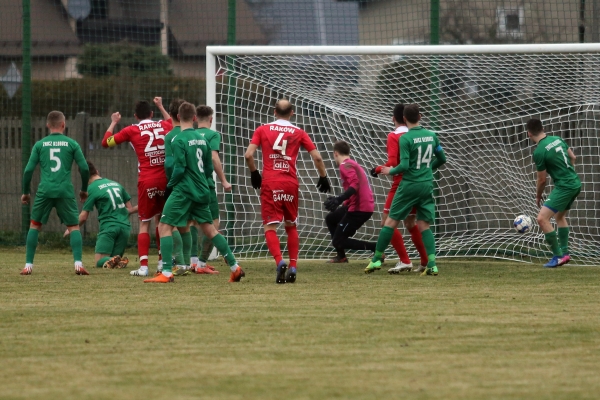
xmin=98 ymin=182 xmax=120 ymax=189
xmin=269 ymin=154 xmax=292 ymax=161
xmin=269 ymin=125 xmax=296 ymax=134
xmin=544 ymin=139 xmax=561 ymax=151
xmin=273 ymin=161 xmax=290 ymax=172
xmin=43 ymin=141 xmax=69 ymax=147
xmin=139 ymin=122 xmax=164 ymax=131
xmin=413 ymin=136 xmax=434 ymax=143
xmin=146 ymin=187 xmax=165 ymax=199
xmin=188 ymin=139 xmax=207 ymax=146
xmin=150 ymin=155 xmax=165 ymax=166
xmin=272 ymin=190 xmax=294 ymax=202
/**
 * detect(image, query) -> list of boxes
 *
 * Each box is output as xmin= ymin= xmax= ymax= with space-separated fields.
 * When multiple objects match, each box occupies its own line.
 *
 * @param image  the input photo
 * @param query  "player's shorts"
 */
xmin=138 ymin=176 xmax=167 ymax=221
xmin=388 ymin=180 xmax=435 ymax=223
xmin=384 ymin=181 xmax=416 ymax=216
xmin=161 ymin=192 xmax=213 ymax=227
xmin=30 ymin=196 xmax=79 ymax=226
xmin=260 ymin=180 xmax=299 ymax=226
xmin=95 ymin=224 xmax=131 ymax=256
xmin=208 ymin=187 xmax=219 ymax=220
xmin=544 ymin=186 xmax=581 ymax=212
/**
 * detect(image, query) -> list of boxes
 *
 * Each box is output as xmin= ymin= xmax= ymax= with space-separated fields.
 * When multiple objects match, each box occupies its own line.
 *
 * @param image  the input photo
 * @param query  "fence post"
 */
xmin=21 ymin=0 xmax=32 ymax=239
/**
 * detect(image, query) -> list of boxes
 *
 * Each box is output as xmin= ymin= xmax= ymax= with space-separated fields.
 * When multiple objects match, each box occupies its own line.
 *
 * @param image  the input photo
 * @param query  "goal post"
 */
xmin=206 ymin=44 xmax=600 ymax=265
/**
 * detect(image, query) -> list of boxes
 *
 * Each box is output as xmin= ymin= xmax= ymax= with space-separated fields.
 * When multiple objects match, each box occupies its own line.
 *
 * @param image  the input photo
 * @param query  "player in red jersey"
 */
xmin=244 ymin=99 xmax=331 ymax=284
xmin=102 ymin=99 xmax=173 ymax=277
xmin=370 ymin=103 xmax=428 ymax=273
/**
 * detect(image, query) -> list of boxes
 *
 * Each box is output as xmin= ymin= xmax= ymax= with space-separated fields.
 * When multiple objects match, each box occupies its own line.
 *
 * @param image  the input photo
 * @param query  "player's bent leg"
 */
xmin=144 ymin=222 xmax=175 ymax=283
xmin=200 ymin=223 xmax=244 ymax=282
xmin=537 ymin=206 xmax=564 ymax=267
xmin=22 ymin=222 xmax=42 ymax=275
xmin=67 ymin=225 xmax=88 ymax=275
xmin=555 ymin=211 xmax=571 ymax=265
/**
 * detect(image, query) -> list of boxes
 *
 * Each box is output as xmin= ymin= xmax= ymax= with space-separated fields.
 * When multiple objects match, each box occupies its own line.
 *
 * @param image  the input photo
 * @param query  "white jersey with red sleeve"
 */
xmin=250 ymin=119 xmax=317 ymax=184
xmin=102 ymin=119 xmax=173 ymax=181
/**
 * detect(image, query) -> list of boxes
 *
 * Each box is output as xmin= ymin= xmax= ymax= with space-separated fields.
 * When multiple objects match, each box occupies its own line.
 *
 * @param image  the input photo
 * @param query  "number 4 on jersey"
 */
xmin=273 ymin=132 xmax=288 ymax=155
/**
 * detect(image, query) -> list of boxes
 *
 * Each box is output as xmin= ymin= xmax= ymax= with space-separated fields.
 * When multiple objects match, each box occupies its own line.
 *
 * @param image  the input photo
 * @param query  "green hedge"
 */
xmin=0 ymin=76 xmax=206 ymax=118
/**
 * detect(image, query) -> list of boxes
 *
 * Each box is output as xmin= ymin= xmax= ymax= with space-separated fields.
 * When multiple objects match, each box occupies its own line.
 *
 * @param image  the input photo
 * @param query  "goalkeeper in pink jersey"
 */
xmin=324 ymin=141 xmax=377 ymax=261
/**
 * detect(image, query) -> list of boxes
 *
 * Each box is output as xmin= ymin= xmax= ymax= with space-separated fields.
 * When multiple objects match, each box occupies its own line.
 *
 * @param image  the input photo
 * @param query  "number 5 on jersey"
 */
xmin=50 ymin=148 xmax=61 ymax=172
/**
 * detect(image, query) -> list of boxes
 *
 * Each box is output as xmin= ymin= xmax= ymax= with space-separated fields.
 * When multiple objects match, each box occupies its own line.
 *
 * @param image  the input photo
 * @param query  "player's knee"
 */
xmin=331 ymin=235 xmax=345 ymax=249
xmin=66 ymin=225 xmax=80 ymax=232
xmin=201 ymin=223 xmax=218 ymax=238
xmin=29 ymin=221 xmax=42 ymax=230
xmin=536 ymin=214 xmax=549 ymax=226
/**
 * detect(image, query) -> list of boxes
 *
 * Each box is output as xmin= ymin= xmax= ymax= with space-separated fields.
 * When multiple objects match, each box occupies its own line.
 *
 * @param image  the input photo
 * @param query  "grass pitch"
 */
xmin=1 ymin=247 xmax=599 ymax=400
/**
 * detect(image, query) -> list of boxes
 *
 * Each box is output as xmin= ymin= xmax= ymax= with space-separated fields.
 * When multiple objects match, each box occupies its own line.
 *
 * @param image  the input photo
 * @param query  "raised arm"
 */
xmin=154 ymin=97 xmax=170 ymax=121
xmin=102 ymin=112 xmax=125 ymax=148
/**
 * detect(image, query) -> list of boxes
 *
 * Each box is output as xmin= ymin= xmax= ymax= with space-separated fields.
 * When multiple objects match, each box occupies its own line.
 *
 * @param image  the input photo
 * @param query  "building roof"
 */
xmin=169 ymin=0 xmax=268 ymax=56
xmin=0 ymin=0 xmax=81 ymax=57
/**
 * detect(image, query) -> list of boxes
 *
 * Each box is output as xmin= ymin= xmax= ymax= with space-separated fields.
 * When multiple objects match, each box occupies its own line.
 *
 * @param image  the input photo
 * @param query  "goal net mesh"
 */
xmin=213 ymin=51 xmax=600 ymax=265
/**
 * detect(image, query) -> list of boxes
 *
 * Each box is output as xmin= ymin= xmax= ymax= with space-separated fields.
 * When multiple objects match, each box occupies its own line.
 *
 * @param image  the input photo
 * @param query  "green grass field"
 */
xmin=1 ymin=247 xmax=599 ymax=400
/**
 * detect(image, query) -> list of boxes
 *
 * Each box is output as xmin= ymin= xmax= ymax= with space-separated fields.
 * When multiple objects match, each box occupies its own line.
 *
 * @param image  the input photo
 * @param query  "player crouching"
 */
xmin=144 ymin=102 xmax=244 ymax=283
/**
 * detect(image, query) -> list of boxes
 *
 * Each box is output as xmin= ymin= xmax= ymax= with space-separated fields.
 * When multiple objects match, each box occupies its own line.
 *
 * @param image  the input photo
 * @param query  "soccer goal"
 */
xmin=206 ymin=44 xmax=600 ymax=265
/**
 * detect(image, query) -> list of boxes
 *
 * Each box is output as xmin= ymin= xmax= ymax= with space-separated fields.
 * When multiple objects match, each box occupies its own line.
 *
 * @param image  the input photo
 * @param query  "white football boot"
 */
xmin=387 ymin=261 xmax=413 ymax=274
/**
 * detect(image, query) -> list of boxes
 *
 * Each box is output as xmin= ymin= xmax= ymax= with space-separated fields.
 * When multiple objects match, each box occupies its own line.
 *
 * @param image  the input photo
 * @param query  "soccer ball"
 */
xmin=513 ymin=215 xmax=533 ymax=234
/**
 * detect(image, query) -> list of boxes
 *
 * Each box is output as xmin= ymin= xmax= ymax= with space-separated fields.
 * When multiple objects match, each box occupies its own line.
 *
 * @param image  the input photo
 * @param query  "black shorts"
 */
xmin=326 ymin=207 xmax=373 ymax=239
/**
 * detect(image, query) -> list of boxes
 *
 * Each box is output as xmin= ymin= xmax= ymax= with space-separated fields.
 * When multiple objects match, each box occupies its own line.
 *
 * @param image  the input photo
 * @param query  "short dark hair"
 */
xmin=526 ymin=118 xmax=544 ymax=136
xmin=196 ymin=105 xmax=214 ymax=122
xmin=275 ymin=99 xmax=293 ymax=117
xmin=393 ymin=103 xmax=405 ymax=123
xmin=87 ymin=161 xmax=98 ymax=176
xmin=333 ymin=140 xmax=350 ymax=156
xmin=178 ymin=102 xmax=196 ymax=123
xmin=134 ymin=100 xmax=152 ymax=120
xmin=46 ymin=111 xmax=65 ymax=129
xmin=168 ymin=98 xmax=186 ymax=121
xmin=403 ymin=104 xmax=421 ymax=124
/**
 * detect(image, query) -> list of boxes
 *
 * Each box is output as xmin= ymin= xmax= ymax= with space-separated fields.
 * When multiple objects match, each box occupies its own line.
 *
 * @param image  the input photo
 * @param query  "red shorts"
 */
xmin=384 ymin=181 xmax=416 ymax=215
xmin=137 ymin=176 xmax=167 ymax=221
xmin=260 ymin=180 xmax=299 ymax=225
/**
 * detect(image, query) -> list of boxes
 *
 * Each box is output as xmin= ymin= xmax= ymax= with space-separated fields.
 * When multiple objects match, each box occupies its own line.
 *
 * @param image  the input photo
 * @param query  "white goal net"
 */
xmin=207 ymin=45 xmax=600 ymax=265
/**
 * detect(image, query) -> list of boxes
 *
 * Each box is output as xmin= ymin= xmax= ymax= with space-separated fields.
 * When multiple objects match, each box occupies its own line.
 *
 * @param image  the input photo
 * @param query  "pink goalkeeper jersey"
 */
xmin=339 ymin=158 xmax=374 ymax=213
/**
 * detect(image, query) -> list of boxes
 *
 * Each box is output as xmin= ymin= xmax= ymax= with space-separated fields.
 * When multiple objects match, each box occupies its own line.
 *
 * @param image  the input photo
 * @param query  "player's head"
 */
xmin=178 ymin=102 xmax=196 ymax=124
xmin=333 ymin=140 xmax=351 ymax=165
xmin=87 ymin=161 xmax=99 ymax=178
xmin=275 ymin=99 xmax=294 ymax=119
xmin=526 ymin=118 xmax=544 ymax=137
xmin=168 ymin=98 xmax=186 ymax=121
xmin=392 ymin=103 xmax=405 ymax=125
xmin=403 ymin=104 xmax=421 ymax=125
xmin=46 ymin=111 xmax=65 ymax=132
xmin=196 ymin=105 xmax=214 ymax=125
xmin=134 ymin=100 xmax=153 ymax=121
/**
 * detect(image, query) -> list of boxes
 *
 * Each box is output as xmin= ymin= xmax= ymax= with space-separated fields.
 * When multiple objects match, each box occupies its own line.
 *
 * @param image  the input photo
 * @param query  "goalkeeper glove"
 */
xmin=324 ymin=196 xmax=341 ymax=212
xmin=370 ymin=166 xmax=383 ymax=178
xmin=316 ymin=176 xmax=331 ymax=193
xmin=250 ymin=170 xmax=262 ymax=189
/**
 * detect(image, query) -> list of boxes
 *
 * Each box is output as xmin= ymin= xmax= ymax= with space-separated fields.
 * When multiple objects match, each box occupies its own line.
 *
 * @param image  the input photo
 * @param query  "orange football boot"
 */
xmin=228 ymin=266 xmax=245 ymax=282
xmin=144 ymin=273 xmax=174 ymax=283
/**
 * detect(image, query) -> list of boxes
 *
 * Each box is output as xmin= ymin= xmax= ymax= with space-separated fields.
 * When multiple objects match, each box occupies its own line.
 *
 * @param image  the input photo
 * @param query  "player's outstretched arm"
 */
xmin=153 ymin=97 xmax=170 ymax=121
xmin=212 ymin=150 xmax=232 ymax=191
xmin=244 ymin=143 xmax=262 ymax=189
xmin=22 ymin=145 xmax=39 ymax=203
xmin=536 ymin=170 xmax=548 ymax=208
xmin=309 ymin=149 xmax=331 ymax=193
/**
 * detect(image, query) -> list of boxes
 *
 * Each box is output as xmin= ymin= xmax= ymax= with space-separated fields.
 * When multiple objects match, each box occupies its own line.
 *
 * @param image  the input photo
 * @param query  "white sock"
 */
xmin=75 ymin=261 xmax=83 ymax=268
xmin=162 ymin=271 xmax=173 ymax=277
xmin=197 ymin=260 xmax=207 ymax=268
xmin=230 ymin=264 xmax=238 ymax=272
xmin=157 ymin=260 xmax=164 ymax=269
xmin=191 ymin=256 xmax=199 ymax=266
xmin=25 ymin=263 xmax=33 ymax=270
xmin=140 ymin=266 xmax=149 ymax=271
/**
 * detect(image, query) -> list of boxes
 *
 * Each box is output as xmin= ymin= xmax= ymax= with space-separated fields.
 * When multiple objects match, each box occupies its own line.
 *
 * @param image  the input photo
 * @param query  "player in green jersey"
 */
xmin=365 ymin=104 xmax=446 ymax=276
xmin=144 ymin=102 xmax=245 ymax=283
xmin=527 ymin=118 xmax=581 ymax=268
xmin=66 ymin=161 xmax=137 ymax=269
xmin=21 ymin=111 xmax=90 ymax=275
xmin=190 ymin=105 xmax=232 ymax=275
xmin=155 ymin=97 xmax=191 ymax=275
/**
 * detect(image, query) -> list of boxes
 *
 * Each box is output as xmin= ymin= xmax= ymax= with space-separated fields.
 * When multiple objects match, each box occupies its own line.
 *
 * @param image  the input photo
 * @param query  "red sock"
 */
xmin=138 ymin=232 xmax=150 ymax=267
xmin=409 ymin=226 xmax=428 ymax=266
xmin=265 ymin=230 xmax=283 ymax=265
xmin=285 ymin=225 xmax=299 ymax=268
xmin=155 ymin=227 xmax=162 ymax=261
xmin=391 ymin=228 xmax=411 ymax=264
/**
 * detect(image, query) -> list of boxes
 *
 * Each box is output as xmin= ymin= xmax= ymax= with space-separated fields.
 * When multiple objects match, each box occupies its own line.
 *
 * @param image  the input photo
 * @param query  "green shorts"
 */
xmin=208 ymin=188 xmax=219 ymax=220
xmin=96 ymin=224 xmax=131 ymax=257
xmin=544 ymin=186 xmax=581 ymax=212
xmin=388 ymin=181 xmax=435 ymax=223
xmin=161 ymin=193 xmax=213 ymax=227
xmin=31 ymin=196 xmax=79 ymax=226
